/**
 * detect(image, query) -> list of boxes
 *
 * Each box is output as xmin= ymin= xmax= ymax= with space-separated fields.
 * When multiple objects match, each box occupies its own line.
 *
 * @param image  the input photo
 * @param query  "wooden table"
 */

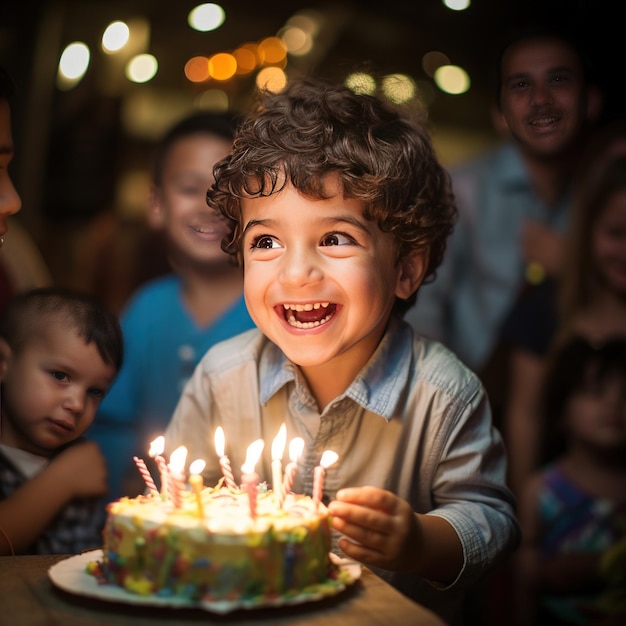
xmin=1 ymin=554 xmax=445 ymax=626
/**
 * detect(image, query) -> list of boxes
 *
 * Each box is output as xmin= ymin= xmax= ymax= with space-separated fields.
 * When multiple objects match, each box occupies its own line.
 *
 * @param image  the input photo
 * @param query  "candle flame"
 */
xmin=242 ymin=439 xmax=264 ymax=474
xmin=214 ymin=426 xmax=225 ymax=457
xmin=189 ymin=459 xmax=206 ymax=475
xmin=169 ymin=445 xmax=188 ymax=474
xmin=320 ymin=449 xmax=338 ymax=469
xmin=288 ymin=437 xmax=304 ymax=463
xmin=149 ymin=435 xmax=164 ymax=457
xmin=271 ymin=423 xmax=287 ymax=460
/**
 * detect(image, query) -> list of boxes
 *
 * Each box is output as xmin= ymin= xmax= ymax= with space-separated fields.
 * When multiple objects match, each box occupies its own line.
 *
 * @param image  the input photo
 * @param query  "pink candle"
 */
xmin=282 ymin=437 xmax=304 ymax=496
xmin=241 ymin=439 xmax=264 ymax=518
xmin=312 ymin=450 xmax=338 ymax=508
xmin=133 ymin=456 xmax=159 ymax=497
xmin=214 ymin=427 xmax=238 ymax=491
xmin=168 ymin=445 xmax=188 ymax=509
xmin=149 ymin=436 xmax=169 ymax=498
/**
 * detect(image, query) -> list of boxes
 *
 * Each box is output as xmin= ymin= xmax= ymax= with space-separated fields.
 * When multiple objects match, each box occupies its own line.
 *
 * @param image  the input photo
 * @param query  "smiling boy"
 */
xmin=164 ymin=77 xmax=520 ymax=624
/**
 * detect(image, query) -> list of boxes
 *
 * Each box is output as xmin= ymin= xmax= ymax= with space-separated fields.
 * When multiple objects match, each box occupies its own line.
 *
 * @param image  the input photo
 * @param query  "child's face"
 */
xmin=150 ymin=133 xmax=232 ymax=266
xmin=0 ymin=99 xmax=22 ymax=238
xmin=240 ymin=175 xmax=418 ymax=374
xmin=565 ymin=373 xmax=626 ymax=452
xmin=592 ymin=189 xmax=626 ymax=295
xmin=0 ymin=324 xmax=117 ymax=456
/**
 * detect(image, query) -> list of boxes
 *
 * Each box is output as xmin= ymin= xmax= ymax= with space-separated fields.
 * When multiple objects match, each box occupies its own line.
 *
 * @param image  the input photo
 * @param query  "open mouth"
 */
xmin=528 ymin=115 xmax=560 ymax=128
xmin=281 ymin=302 xmax=336 ymax=329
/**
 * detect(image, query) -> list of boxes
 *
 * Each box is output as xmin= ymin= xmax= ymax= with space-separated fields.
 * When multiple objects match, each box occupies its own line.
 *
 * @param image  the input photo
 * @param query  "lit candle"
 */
xmin=271 ymin=423 xmax=287 ymax=508
xmin=214 ymin=426 xmax=238 ymax=491
xmin=168 ymin=445 xmax=188 ymax=509
xmin=149 ymin=436 xmax=169 ymax=498
xmin=133 ymin=456 xmax=159 ymax=497
xmin=241 ymin=439 xmax=264 ymax=519
xmin=282 ymin=437 xmax=304 ymax=497
xmin=312 ymin=450 xmax=339 ymax=509
xmin=188 ymin=459 xmax=206 ymax=519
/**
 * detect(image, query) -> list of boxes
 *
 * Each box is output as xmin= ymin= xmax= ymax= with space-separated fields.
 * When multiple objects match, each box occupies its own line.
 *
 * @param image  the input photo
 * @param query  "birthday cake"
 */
xmin=88 ymin=483 xmax=342 ymax=603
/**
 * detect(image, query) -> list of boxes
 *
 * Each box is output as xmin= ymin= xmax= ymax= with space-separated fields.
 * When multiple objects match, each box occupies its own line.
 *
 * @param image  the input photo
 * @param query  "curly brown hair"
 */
xmin=207 ymin=77 xmax=457 ymax=315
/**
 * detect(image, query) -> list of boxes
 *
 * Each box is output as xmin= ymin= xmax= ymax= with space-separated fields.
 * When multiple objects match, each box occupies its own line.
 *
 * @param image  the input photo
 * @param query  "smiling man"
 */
xmin=404 ymin=25 xmax=602 ymax=382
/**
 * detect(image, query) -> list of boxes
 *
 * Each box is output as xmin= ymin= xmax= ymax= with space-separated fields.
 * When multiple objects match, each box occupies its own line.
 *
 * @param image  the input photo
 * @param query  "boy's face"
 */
xmin=0 ymin=324 xmax=117 ymax=456
xmin=149 ymin=133 xmax=232 ymax=267
xmin=498 ymin=37 xmax=588 ymax=159
xmin=240 ymin=175 xmax=419 ymax=376
xmin=0 ymin=98 xmax=22 ymax=240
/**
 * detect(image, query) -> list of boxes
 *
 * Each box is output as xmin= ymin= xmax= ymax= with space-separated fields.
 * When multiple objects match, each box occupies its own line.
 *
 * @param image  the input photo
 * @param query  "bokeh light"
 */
xmin=233 ymin=44 xmax=259 ymax=75
xmin=255 ymin=67 xmax=287 ymax=92
xmin=58 ymin=42 xmax=90 ymax=81
xmin=422 ymin=50 xmax=450 ymax=77
xmin=208 ymin=52 xmax=237 ymax=81
xmin=126 ymin=54 xmax=158 ymax=83
xmin=443 ymin=0 xmax=471 ymax=10
xmin=102 ymin=21 xmax=130 ymax=53
xmin=434 ymin=64 xmax=470 ymax=94
xmin=345 ymin=72 xmax=377 ymax=95
xmin=188 ymin=3 xmax=225 ymax=32
xmin=185 ymin=56 xmax=210 ymax=82
xmin=381 ymin=73 xmax=416 ymax=104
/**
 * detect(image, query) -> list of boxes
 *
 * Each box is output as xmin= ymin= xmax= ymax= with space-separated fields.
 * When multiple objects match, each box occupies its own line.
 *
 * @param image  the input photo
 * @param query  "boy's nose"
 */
xmin=278 ymin=247 xmax=323 ymax=287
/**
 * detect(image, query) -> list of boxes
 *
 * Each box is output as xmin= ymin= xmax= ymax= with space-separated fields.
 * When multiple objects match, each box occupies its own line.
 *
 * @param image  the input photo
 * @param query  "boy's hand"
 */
xmin=50 ymin=440 xmax=109 ymax=499
xmin=328 ymin=486 xmax=421 ymax=572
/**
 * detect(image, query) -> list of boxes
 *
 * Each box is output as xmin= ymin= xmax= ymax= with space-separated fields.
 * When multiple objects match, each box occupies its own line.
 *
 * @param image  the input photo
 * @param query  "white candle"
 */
xmin=241 ymin=439 xmax=264 ymax=518
xmin=168 ymin=445 xmax=188 ymax=509
xmin=214 ymin=426 xmax=238 ymax=490
xmin=188 ymin=459 xmax=206 ymax=519
xmin=282 ymin=437 xmax=304 ymax=496
xmin=271 ymin=424 xmax=287 ymax=507
xmin=312 ymin=450 xmax=338 ymax=508
xmin=149 ymin=436 xmax=169 ymax=498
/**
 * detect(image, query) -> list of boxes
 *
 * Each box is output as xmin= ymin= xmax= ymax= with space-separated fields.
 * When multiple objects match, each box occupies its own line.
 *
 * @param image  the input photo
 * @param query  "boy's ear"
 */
xmin=0 ymin=338 xmax=12 ymax=380
xmin=395 ymin=249 xmax=428 ymax=300
xmin=146 ymin=184 xmax=165 ymax=229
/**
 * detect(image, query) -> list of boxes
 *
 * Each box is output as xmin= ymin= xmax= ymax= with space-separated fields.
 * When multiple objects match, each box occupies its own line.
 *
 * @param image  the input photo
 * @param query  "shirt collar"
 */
xmin=259 ymin=316 xmax=414 ymax=421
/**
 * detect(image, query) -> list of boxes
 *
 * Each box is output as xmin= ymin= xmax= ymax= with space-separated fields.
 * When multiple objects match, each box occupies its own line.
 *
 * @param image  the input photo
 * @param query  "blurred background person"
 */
xmin=514 ymin=336 xmax=626 ymax=626
xmin=404 ymin=24 xmax=604 ymax=427
xmin=0 ymin=66 xmax=51 ymax=315
xmin=90 ymin=112 xmax=255 ymax=501
xmin=502 ymin=130 xmax=626 ymax=499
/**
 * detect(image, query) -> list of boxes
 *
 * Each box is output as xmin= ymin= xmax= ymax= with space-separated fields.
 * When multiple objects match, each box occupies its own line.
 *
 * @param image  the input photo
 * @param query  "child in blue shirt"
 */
xmin=93 ymin=112 xmax=255 ymax=500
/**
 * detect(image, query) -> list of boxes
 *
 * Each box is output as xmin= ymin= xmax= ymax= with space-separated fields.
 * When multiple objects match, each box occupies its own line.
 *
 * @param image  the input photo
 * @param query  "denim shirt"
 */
xmin=164 ymin=317 xmax=520 ymax=624
xmin=405 ymin=142 xmax=570 ymax=371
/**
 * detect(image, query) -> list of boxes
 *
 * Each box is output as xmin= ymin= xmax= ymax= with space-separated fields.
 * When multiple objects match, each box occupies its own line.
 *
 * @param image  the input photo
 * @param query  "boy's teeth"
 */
xmin=286 ymin=312 xmax=333 ymax=329
xmin=283 ymin=302 xmax=330 ymax=311
xmin=282 ymin=302 xmax=333 ymax=328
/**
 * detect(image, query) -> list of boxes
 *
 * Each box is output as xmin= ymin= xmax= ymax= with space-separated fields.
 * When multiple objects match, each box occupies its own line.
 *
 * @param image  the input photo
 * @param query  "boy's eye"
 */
xmin=50 ymin=371 xmax=69 ymax=382
xmin=89 ymin=387 xmax=106 ymax=399
xmin=251 ymin=235 xmax=280 ymax=249
xmin=320 ymin=232 xmax=354 ymax=246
